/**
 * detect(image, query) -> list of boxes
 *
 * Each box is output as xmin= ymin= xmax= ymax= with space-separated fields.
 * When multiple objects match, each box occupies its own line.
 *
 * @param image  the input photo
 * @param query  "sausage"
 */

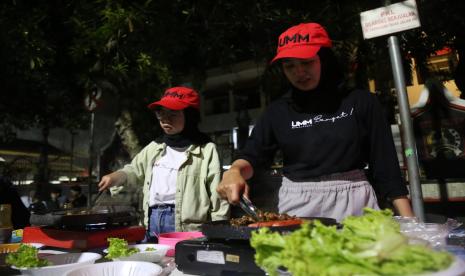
xmin=248 ymin=219 xmax=303 ymax=228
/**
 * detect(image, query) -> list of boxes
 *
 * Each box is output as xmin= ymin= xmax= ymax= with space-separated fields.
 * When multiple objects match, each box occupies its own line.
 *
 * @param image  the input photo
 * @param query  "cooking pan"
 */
xmin=29 ymin=205 xmax=138 ymax=229
xmin=201 ymin=217 xmax=338 ymax=240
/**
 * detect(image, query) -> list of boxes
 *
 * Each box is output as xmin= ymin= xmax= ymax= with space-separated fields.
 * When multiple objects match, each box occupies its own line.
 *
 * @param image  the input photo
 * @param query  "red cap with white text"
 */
xmin=147 ymin=86 xmax=200 ymax=110
xmin=271 ymin=23 xmax=332 ymax=63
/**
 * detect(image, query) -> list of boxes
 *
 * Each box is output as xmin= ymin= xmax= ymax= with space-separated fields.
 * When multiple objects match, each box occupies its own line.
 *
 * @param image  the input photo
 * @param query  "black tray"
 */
xmin=201 ymin=217 xmax=338 ymax=240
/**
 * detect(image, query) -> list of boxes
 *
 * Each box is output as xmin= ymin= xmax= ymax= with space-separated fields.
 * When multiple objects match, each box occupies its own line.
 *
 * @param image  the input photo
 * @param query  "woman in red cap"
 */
xmin=217 ymin=23 xmax=414 ymax=221
xmin=98 ymin=86 xmax=230 ymax=241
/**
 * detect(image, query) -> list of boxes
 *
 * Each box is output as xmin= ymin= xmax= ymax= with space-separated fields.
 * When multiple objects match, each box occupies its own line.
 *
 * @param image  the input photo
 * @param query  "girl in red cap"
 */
xmin=217 ymin=23 xmax=414 ymax=221
xmin=98 ymin=86 xmax=230 ymax=241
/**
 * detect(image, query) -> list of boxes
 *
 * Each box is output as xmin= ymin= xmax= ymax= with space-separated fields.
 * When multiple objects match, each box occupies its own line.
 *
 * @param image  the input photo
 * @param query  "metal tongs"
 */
xmin=239 ymin=195 xmax=260 ymax=221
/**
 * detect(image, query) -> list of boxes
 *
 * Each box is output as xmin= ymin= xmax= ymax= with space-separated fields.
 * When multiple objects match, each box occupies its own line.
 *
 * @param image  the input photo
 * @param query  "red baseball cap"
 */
xmin=147 ymin=86 xmax=200 ymax=110
xmin=271 ymin=23 xmax=332 ymax=63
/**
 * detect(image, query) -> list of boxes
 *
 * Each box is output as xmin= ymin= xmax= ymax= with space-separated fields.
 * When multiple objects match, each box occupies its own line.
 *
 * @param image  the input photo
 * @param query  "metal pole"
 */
xmin=69 ymin=132 xmax=74 ymax=184
xmin=87 ymin=112 xmax=95 ymax=208
xmin=387 ymin=35 xmax=425 ymax=221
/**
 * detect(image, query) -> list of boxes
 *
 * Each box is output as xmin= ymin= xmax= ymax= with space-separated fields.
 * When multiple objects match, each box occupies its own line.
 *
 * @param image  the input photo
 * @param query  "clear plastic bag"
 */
xmin=394 ymin=216 xmax=462 ymax=249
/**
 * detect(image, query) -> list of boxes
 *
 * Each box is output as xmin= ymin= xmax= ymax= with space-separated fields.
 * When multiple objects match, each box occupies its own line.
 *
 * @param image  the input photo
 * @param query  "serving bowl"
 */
xmin=13 ymin=252 xmax=101 ymax=276
xmin=104 ymin=243 xmax=170 ymax=263
xmin=65 ymin=261 xmax=163 ymax=276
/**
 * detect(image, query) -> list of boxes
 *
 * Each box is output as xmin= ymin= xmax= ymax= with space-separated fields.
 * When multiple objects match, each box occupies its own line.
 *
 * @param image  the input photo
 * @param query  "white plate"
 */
xmin=38 ymin=249 xmax=68 ymax=258
xmin=25 ymin=243 xmax=45 ymax=249
xmin=13 ymin=252 xmax=102 ymax=276
xmin=104 ymin=244 xmax=170 ymax=263
xmin=276 ymin=255 xmax=465 ymax=276
xmin=419 ymin=255 xmax=465 ymax=276
xmin=65 ymin=261 xmax=163 ymax=276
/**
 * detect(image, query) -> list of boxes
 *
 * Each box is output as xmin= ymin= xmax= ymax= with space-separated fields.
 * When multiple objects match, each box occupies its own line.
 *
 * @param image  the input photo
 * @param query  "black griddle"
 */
xmin=201 ymin=217 xmax=338 ymax=240
xmin=29 ymin=205 xmax=138 ymax=229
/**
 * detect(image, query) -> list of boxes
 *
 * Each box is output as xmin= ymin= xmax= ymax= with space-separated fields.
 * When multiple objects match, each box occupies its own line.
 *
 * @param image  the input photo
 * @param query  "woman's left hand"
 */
xmin=392 ymin=196 xmax=415 ymax=217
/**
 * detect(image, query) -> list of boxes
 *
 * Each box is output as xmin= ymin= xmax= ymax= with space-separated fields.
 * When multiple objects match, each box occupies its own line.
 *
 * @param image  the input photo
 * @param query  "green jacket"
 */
xmin=120 ymin=141 xmax=230 ymax=231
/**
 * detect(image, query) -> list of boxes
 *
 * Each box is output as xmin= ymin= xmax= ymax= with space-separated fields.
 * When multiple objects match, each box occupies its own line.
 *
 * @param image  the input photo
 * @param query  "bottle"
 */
xmin=0 ymin=204 xmax=12 ymax=228
xmin=0 ymin=204 xmax=13 ymax=243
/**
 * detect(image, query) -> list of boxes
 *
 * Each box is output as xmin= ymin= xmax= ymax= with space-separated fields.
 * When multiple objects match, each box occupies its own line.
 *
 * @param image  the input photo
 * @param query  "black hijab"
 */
xmin=288 ymin=48 xmax=348 ymax=114
xmin=155 ymin=107 xmax=211 ymax=147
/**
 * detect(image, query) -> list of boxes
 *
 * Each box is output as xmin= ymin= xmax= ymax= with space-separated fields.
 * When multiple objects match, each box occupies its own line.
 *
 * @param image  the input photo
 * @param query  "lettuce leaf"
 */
xmin=105 ymin=237 xmax=140 ymax=259
xmin=250 ymin=227 xmax=287 ymax=276
xmin=6 ymin=244 xmax=51 ymax=268
xmin=250 ymin=208 xmax=453 ymax=276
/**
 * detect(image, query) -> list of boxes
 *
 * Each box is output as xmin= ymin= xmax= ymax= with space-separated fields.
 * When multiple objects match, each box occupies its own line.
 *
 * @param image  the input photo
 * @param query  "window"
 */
xmin=233 ymin=80 xmax=261 ymax=111
xmin=203 ymin=88 xmax=230 ymax=115
xmin=210 ymin=131 xmax=234 ymax=167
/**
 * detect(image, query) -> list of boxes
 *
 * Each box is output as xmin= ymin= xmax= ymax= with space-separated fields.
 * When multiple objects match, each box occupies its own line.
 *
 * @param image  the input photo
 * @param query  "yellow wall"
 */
xmin=406 ymin=80 xmax=461 ymax=106
xmin=371 ymin=56 xmax=462 ymax=107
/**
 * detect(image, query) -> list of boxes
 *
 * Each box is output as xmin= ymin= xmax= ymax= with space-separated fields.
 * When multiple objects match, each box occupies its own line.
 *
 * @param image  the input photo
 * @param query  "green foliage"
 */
xmin=0 ymin=0 xmax=88 ymax=137
xmin=1 ymin=0 xmax=464 ymax=142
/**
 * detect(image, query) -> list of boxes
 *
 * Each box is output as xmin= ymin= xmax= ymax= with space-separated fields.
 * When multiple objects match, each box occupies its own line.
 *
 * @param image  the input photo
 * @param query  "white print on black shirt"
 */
xmin=291 ymin=107 xmax=354 ymax=129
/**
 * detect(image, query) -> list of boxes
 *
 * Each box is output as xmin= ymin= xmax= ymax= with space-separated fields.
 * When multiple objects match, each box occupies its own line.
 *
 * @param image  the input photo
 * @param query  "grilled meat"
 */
xmin=230 ymin=211 xmax=296 ymax=227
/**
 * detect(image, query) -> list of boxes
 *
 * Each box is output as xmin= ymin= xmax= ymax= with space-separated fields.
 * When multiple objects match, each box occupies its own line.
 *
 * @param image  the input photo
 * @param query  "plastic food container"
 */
xmin=65 ymin=261 xmax=163 ymax=276
xmin=104 ymin=243 xmax=170 ymax=263
xmin=158 ymin=231 xmax=204 ymax=257
xmin=0 ymin=243 xmax=20 ymax=254
xmin=13 ymin=252 xmax=101 ymax=276
xmin=1 ymin=242 xmax=45 ymax=253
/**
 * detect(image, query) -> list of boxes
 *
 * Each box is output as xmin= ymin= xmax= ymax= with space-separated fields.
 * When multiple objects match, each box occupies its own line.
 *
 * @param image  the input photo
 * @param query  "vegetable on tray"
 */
xmin=250 ymin=208 xmax=453 ymax=276
xmin=5 ymin=244 xmax=51 ymax=268
xmin=105 ymin=237 xmax=140 ymax=259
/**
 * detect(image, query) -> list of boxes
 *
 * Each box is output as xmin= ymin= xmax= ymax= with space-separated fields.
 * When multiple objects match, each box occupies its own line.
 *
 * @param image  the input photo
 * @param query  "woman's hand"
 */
xmin=217 ymin=169 xmax=249 ymax=205
xmin=392 ymin=196 xmax=415 ymax=217
xmin=216 ymin=159 xmax=254 ymax=205
xmin=98 ymin=171 xmax=127 ymax=192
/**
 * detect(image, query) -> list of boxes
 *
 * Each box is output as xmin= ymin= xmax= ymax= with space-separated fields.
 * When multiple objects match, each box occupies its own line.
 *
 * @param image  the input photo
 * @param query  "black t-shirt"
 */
xmin=237 ymin=88 xmax=408 ymax=199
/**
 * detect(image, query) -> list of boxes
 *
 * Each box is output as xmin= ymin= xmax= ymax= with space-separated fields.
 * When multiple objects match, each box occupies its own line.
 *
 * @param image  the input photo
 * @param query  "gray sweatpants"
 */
xmin=278 ymin=169 xmax=379 ymax=222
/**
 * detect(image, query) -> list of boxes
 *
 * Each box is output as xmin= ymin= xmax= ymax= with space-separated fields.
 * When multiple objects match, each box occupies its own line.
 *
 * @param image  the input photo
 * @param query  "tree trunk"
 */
xmin=114 ymin=110 xmax=142 ymax=159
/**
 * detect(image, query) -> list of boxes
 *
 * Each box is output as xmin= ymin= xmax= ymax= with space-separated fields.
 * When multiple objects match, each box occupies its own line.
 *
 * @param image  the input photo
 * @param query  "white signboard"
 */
xmin=360 ymin=0 xmax=421 ymax=39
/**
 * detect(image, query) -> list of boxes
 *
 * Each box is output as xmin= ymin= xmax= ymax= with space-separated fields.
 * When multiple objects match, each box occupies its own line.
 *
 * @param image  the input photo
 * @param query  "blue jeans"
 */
xmin=145 ymin=205 xmax=175 ymax=242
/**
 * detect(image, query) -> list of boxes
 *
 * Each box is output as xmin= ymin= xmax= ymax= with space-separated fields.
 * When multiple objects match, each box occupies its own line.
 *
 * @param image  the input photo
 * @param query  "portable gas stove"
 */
xmin=175 ymin=237 xmax=265 ymax=276
xmin=22 ymin=225 xmax=145 ymax=250
xmin=175 ymin=217 xmax=338 ymax=276
xmin=23 ymin=205 xmax=145 ymax=250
